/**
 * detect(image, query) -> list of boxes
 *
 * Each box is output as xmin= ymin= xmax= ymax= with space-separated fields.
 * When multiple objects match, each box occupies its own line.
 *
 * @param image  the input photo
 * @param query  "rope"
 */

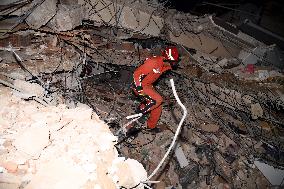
xmin=145 ymin=78 xmax=188 ymax=180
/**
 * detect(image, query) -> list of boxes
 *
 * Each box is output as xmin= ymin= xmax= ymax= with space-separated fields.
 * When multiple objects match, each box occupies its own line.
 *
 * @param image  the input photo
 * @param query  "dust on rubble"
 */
xmin=0 ymin=86 xmax=147 ymax=189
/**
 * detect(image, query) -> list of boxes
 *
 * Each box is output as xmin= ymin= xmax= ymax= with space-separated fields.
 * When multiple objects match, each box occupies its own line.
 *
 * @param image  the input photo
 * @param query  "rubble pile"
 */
xmin=81 ymin=63 xmax=283 ymax=188
xmin=0 ymin=84 xmax=147 ymax=189
xmin=1 ymin=0 xmax=284 ymax=188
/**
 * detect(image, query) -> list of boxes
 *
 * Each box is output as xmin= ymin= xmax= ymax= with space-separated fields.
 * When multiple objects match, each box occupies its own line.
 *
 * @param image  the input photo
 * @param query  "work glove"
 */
xmin=135 ymin=107 xmax=145 ymax=114
xmin=135 ymin=85 xmax=143 ymax=93
xmin=134 ymin=85 xmax=145 ymax=96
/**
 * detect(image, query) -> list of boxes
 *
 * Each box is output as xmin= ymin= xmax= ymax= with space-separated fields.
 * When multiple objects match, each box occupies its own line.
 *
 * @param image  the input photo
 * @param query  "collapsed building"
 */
xmin=0 ymin=0 xmax=284 ymax=189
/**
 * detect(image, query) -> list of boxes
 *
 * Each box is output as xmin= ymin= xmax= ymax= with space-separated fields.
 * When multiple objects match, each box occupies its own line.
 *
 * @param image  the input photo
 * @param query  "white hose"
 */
xmin=145 ymin=78 xmax=188 ymax=181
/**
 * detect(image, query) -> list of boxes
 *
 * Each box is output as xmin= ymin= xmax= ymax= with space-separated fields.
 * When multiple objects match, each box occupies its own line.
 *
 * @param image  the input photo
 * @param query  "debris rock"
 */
xmin=250 ymin=103 xmax=263 ymax=119
xmin=257 ymin=70 xmax=269 ymax=81
xmin=0 ymin=183 xmax=20 ymax=189
xmin=179 ymin=162 xmax=199 ymax=188
xmin=0 ymin=87 xmax=148 ymax=189
xmin=199 ymin=123 xmax=220 ymax=133
xmin=13 ymin=123 xmax=49 ymax=158
xmin=1 ymin=161 xmax=18 ymax=173
xmin=115 ymin=159 xmax=147 ymax=189
xmin=80 ymin=0 xmax=164 ymax=36
xmin=0 ymin=173 xmax=21 ymax=185
xmin=48 ymin=4 xmax=84 ymax=31
xmin=254 ymin=160 xmax=284 ymax=186
xmin=25 ymin=0 xmax=57 ymax=29
xmin=13 ymin=79 xmax=45 ymax=97
xmin=25 ymin=159 xmax=88 ymax=189
xmin=175 ymin=143 xmax=189 ymax=168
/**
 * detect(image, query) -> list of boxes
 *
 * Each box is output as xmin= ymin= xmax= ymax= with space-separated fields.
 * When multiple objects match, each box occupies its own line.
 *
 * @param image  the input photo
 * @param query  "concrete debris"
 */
xmin=250 ymin=103 xmax=263 ymax=119
xmin=238 ymin=47 xmax=267 ymax=65
xmin=25 ymin=159 xmax=89 ymax=189
xmin=1 ymin=1 xmax=284 ymax=188
xmin=254 ymin=160 xmax=284 ymax=186
xmin=14 ymin=123 xmax=50 ymax=158
xmin=167 ymin=162 xmax=181 ymax=187
xmin=13 ymin=79 xmax=45 ymax=97
xmin=48 ymin=4 xmax=84 ymax=31
xmin=179 ymin=162 xmax=199 ymax=188
xmin=174 ymin=143 xmax=189 ymax=168
xmin=199 ymin=123 xmax=220 ymax=133
xmin=0 ymin=87 xmax=148 ymax=189
xmin=1 ymin=161 xmax=18 ymax=173
xmin=25 ymin=0 xmax=57 ymax=29
xmin=257 ymin=70 xmax=270 ymax=81
xmin=78 ymin=0 xmax=164 ymax=36
xmin=115 ymin=159 xmax=147 ymax=188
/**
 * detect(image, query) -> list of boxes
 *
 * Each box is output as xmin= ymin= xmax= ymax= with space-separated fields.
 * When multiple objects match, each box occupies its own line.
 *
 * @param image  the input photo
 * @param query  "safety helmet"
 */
xmin=162 ymin=46 xmax=179 ymax=62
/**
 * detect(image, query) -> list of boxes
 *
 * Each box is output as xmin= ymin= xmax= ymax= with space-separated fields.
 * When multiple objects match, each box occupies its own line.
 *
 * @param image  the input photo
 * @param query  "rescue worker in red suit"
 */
xmin=130 ymin=47 xmax=180 ymax=133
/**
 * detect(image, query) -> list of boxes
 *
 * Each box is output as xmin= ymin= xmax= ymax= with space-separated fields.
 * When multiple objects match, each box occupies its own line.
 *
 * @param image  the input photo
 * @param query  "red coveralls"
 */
xmin=133 ymin=56 xmax=172 ymax=129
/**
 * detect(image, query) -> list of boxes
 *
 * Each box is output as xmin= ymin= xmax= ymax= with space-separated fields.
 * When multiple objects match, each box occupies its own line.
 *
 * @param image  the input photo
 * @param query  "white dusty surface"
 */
xmin=0 ymin=85 xmax=147 ymax=189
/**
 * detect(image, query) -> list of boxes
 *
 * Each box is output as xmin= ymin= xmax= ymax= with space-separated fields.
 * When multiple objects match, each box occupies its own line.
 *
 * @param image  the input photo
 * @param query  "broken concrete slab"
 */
xmin=0 ymin=183 xmax=20 ymax=189
xmin=48 ymin=4 xmax=84 ymax=31
xmin=25 ymin=0 xmax=57 ymax=29
xmin=1 ymin=161 xmax=18 ymax=173
xmin=62 ymin=105 xmax=93 ymax=121
xmin=238 ymin=47 xmax=266 ymax=65
xmin=78 ymin=0 xmax=164 ymax=36
xmin=174 ymin=143 xmax=189 ymax=168
xmin=169 ymin=29 xmax=241 ymax=58
xmin=13 ymin=79 xmax=45 ymax=97
xmin=25 ymin=159 xmax=89 ymax=189
xmin=254 ymin=160 xmax=284 ymax=186
xmin=13 ymin=122 xmax=49 ymax=157
xmin=179 ymin=162 xmax=199 ymax=188
xmin=251 ymin=103 xmax=263 ymax=119
xmin=0 ymin=86 xmax=149 ymax=189
xmin=0 ymin=173 xmax=21 ymax=185
xmin=199 ymin=123 xmax=220 ymax=133
xmin=115 ymin=158 xmax=147 ymax=189
xmin=130 ymin=10 xmax=163 ymax=37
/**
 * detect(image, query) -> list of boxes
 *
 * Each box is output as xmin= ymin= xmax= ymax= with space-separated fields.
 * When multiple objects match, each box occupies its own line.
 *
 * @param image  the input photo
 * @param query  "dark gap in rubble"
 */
xmin=126 ymin=37 xmax=169 ymax=49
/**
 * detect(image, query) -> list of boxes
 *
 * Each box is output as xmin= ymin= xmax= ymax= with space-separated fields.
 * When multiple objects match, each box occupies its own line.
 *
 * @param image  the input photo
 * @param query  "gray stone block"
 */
xmin=25 ymin=0 xmax=57 ymax=29
xmin=48 ymin=4 xmax=84 ymax=31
